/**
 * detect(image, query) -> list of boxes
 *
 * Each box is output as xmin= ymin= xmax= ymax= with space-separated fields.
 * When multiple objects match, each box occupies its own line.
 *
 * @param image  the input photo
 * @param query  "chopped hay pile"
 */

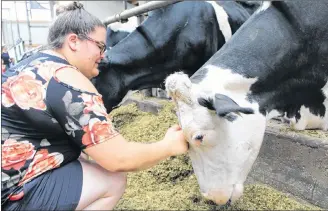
xmin=109 ymin=102 xmax=321 ymax=210
xmin=280 ymin=127 xmax=328 ymax=140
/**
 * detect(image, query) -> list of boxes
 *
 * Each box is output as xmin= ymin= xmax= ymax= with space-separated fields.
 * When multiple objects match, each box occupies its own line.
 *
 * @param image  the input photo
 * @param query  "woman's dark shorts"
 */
xmin=2 ymin=160 xmax=82 ymax=211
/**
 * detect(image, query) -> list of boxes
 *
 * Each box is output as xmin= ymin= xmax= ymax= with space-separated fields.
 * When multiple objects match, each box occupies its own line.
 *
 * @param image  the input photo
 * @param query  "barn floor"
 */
xmin=109 ymin=99 xmax=325 ymax=210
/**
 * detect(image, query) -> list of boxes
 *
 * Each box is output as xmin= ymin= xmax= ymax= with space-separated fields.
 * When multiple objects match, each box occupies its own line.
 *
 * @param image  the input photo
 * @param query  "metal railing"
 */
xmin=103 ymin=0 xmax=183 ymax=25
xmin=8 ymin=38 xmax=25 ymax=63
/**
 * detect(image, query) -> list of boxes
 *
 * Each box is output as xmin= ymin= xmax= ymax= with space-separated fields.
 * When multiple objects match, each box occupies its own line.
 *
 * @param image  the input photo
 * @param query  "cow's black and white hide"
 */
xmin=165 ymin=0 xmax=328 ymax=206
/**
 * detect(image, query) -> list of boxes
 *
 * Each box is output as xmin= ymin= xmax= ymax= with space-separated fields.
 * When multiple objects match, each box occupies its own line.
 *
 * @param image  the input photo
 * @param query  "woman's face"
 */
xmin=76 ymin=26 xmax=107 ymax=79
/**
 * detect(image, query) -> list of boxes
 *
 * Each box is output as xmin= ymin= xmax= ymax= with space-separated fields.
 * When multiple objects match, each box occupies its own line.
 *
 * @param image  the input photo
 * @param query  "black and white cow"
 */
xmin=95 ymin=1 xmax=260 ymax=111
xmin=165 ymin=1 xmax=328 ymax=205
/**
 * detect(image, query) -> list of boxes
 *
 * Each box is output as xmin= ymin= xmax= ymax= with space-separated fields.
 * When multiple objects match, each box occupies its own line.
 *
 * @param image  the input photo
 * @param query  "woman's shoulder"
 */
xmin=51 ymin=67 xmax=99 ymax=95
xmin=40 ymin=50 xmax=99 ymax=95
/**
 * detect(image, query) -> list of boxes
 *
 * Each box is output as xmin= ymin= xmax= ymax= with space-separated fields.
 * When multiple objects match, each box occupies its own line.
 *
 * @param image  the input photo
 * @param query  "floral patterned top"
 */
xmin=1 ymin=52 xmax=119 ymax=203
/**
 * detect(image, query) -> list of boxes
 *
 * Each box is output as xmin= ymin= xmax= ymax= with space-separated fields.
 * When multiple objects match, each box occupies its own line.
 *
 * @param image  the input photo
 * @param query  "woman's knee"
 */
xmin=76 ymin=160 xmax=127 ymax=210
xmin=80 ymin=158 xmax=127 ymax=197
xmin=105 ymin=172 xmax=127 ymax=197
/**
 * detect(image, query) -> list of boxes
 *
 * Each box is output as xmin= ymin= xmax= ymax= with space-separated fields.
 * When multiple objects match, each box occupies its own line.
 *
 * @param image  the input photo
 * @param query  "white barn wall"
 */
xmin=2 ymin=1 xmax=135 ymax=49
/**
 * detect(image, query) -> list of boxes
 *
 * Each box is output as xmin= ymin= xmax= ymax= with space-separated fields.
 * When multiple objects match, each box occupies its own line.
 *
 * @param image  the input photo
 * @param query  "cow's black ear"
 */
xmin=198 ymin=96 xmax=215 ymax=110
xmin=198 ymin=93 xmax=254 ymax=118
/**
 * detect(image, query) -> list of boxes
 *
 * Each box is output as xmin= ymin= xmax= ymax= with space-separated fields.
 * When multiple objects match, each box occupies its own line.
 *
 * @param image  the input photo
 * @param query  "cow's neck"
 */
xmin=107 ymin=27 xmax=183 ymax=90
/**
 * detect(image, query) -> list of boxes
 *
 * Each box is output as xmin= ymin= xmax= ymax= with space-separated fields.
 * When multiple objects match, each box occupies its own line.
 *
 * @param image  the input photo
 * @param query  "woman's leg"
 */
xmin=75 ymin=158 xmax=127 ymax=210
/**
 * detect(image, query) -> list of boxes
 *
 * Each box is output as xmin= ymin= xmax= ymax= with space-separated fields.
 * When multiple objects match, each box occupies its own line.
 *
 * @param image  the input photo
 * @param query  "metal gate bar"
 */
xmin=103 ymin=0 xmax=183 ymax=26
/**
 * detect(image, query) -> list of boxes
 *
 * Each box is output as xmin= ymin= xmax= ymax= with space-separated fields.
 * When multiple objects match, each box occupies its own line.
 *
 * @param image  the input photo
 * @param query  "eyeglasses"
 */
xmin=79 ymin=34 xmax=106 ymax=54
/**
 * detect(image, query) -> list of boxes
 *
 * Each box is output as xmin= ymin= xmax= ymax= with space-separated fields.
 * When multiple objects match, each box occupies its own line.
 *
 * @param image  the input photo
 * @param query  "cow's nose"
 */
xmin=202 ymin=184 xmax=244 ymax=205
xmin=203 ymin=189 xmax=231 ymax=205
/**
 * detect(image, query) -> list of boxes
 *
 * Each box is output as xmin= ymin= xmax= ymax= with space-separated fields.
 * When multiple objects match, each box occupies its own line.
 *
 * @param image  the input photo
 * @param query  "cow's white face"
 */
xmin=165 ymin=70 xmax=266 ymax=205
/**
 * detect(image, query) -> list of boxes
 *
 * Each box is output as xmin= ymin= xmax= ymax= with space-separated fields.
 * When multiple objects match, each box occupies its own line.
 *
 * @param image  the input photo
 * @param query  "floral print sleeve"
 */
xmin=46 ymin=77 xmax=120 ymax=150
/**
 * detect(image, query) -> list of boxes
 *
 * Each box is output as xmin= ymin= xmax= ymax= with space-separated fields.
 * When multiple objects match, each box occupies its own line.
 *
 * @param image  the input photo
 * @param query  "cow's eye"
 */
xmin=195 ymin=134 xmax=204 ymax=141
xmin=192 ymin=134 xmax=204 ymax=146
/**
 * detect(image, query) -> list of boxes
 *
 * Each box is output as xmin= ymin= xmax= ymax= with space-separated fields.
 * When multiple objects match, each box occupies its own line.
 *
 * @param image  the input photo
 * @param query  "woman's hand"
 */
xmin=162 ymin=124 xmax=188 ymax=156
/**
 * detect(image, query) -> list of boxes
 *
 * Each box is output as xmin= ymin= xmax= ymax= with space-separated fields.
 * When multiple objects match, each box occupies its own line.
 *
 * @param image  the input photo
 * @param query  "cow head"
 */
xmin=165 ymin=71 xmax=266 ymax=205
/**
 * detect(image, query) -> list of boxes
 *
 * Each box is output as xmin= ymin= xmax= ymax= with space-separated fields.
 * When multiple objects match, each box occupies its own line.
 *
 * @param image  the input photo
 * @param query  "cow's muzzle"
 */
xmin=201 ymin=184 xmax=244 ymax=206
